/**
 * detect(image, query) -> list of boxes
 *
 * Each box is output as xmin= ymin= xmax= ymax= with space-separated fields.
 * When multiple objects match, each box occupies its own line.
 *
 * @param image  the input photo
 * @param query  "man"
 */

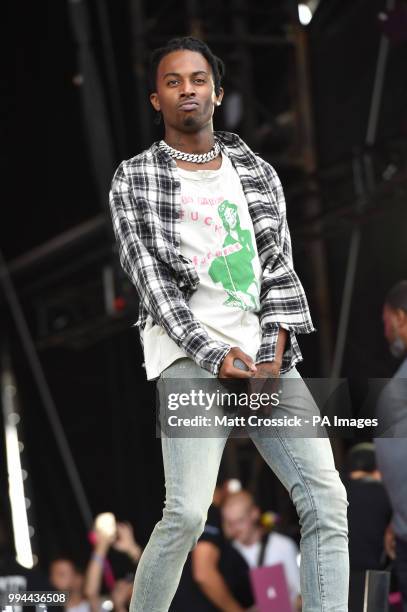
xmin=109 ymin=36 xmax=349 ymax=611
xmin=374 ymin=280 xmax=407 ymax=611
xmin=221 ymin=490 xmax=301 ymax=610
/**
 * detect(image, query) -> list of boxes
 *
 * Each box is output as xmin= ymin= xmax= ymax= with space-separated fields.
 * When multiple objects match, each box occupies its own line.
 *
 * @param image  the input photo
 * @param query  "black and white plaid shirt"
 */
xmin=108 ymin=131 xmax=315 ymax=376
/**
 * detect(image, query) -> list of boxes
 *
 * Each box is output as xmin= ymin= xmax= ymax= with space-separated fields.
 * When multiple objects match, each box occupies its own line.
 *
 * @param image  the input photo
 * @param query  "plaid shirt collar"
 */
xmin=129 ymin=131 xmax=291 ymax=286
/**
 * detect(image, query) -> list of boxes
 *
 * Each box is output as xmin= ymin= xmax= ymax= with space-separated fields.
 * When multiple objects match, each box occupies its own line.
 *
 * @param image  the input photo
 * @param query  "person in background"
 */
xmin=49 ymin=558 xmax=90 ymax=612
xmin=342 ymin=443 xmax=393 ymax=611
xmin=374 ymin=280 xmax=407 ymax=611
xmin=84 ymin=519 xmax=142 ymax=612
xmin=170 ymin=474 xmax=255 ymax=612
xmin=221 ymin=490 xmax=301 ymax=611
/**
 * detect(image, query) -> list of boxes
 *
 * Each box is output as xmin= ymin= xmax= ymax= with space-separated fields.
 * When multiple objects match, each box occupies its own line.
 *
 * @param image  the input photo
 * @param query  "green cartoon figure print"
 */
xmin=208 ymin=200 xmax=260 ymax=311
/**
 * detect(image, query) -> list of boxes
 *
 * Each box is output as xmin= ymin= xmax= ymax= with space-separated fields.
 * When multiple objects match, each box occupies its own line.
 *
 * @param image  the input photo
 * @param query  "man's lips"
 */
xmin=178 ymin=101 xmax=199 ymax=111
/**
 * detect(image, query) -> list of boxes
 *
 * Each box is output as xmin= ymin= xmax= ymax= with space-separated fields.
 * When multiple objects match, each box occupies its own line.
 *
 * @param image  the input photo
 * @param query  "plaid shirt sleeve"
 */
xmin=109 ymin=162 xmax=231 ymax=375
xmin=255 ymin=162 xmax=316 ymax=372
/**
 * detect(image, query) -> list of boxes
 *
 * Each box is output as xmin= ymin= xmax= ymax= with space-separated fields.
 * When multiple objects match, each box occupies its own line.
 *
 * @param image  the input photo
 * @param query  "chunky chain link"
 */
xmin=158 ymin=139 xmax=221 ymax=164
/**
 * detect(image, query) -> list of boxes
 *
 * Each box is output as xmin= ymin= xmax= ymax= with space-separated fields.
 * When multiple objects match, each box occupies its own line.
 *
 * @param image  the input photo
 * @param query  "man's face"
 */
xmin=222 ymin=501 xmax=258 ymax=545
xmin=150 ymin=50 xmax=223 ymax=134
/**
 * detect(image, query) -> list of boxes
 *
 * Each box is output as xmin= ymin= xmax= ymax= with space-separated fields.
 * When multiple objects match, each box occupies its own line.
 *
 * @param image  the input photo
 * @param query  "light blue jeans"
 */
xmin=130 ymin=358 xmax=349 ymax=612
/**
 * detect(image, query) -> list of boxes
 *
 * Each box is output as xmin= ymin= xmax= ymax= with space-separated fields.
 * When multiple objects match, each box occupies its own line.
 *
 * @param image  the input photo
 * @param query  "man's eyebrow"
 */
xmin=162 ymin=70 xmax=209 ymax=79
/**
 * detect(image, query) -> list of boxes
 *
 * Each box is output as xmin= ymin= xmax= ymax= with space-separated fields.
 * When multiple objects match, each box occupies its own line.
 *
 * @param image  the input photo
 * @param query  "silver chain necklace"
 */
xmin=159 ymin=138 xmax=221 ymax=164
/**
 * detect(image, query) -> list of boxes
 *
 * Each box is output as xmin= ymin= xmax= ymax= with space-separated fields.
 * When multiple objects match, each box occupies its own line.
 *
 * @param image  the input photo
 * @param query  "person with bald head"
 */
xmin=221 ymin=490 xmax=301 ymax=610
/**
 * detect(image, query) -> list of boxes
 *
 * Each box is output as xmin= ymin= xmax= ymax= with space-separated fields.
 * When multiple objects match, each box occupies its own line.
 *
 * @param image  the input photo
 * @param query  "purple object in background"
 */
xmin=250 ymin=563 xmax=293 ymax=612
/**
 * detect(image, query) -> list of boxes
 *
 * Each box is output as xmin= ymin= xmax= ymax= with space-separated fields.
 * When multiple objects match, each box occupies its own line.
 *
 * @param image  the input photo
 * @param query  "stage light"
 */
xmin=298 ymin=0 xmax=319 ymax=25
xmin=2 ymin=349 xmax=34 ymax=569
xmin=298 ymin=4 xmax=313 ymax=25
xmin=4 ymin=418 xmax=33 ymax=567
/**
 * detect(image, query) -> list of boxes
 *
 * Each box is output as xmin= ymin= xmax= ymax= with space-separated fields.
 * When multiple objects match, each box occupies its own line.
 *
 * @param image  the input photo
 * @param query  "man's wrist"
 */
xmin=255 ymin=326 xmax=283 ymax=365
xmin=275 ymin=327 xmax=288 ymax=363
xmin=254 ymin=360 xmax=281 ymax=379
xmin=256 ymin=359 xmax=281 ymax=369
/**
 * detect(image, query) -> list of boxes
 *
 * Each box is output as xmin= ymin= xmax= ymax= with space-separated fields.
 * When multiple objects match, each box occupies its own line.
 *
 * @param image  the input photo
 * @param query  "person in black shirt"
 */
xmin=170 ymin=476 xmax=254 ymax=612
xmin=342 ymin=443 xmax=392 ymax=611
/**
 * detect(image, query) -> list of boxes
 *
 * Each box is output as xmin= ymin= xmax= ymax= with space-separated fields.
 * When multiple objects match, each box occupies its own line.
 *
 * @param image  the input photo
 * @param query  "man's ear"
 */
xmin=215 ymin=87 xmax=224 ymax=107
xmin=150 ymin=92 xmax=160 ymax=112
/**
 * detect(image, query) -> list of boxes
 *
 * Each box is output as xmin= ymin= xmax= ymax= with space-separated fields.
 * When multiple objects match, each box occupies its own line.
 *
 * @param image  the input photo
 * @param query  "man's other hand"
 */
xmin=253 ymin=360 xmax=281 ymax=378
xmin=250 ymin=360 xmax=281 ymax=396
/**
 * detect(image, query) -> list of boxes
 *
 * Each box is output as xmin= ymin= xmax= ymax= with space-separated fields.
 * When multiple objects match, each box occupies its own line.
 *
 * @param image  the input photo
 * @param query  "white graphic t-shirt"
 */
xmin=142 ymin=152 xmax=262 ymax=380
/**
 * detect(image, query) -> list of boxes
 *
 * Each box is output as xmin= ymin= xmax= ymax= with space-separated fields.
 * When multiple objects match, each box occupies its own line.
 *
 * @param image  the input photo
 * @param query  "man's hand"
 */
xmin=253 ymin=360 xmax=282 ymax=379
xmin=250 ymin=360 xmax=282 ymax=397
xmin=218 ymin=347 xmax=257 ymax=379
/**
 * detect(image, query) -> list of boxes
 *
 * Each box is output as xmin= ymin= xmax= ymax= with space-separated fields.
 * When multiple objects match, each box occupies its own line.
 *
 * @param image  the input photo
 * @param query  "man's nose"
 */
xmin=179 ymin=81 xmax=196 ymax=97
